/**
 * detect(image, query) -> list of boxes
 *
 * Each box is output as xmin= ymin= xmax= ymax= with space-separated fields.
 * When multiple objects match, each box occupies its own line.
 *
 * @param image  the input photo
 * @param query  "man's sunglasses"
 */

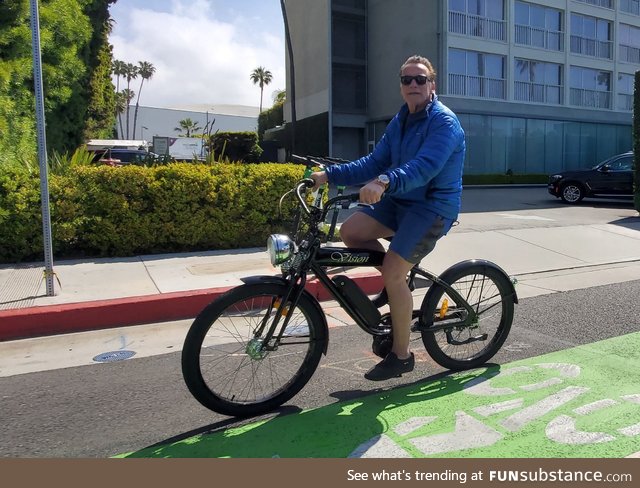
xmin=400 ymin=75 xmax=430 ymax=86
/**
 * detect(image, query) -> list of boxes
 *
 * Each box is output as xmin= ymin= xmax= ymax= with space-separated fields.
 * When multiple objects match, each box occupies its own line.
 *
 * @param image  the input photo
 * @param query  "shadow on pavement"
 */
xmin=116 ymin=365 xmax=500 ymax=458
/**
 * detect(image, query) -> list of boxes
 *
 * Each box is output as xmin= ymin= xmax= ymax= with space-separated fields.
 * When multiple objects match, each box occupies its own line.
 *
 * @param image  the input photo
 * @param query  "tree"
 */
xmin=112 ymin=59 xmax=127 ymax=138
xmin=121 ymin=88 xmax=135 ymax=138
xmin=250 ymin=67 xmax=273 ymax=113
xmin=132 ymin=61 xmax=156 ymax=139
xmin=272 ymin=88 xmax=286 ymax=105
xmin=174 ymin=118 xmax=201 ymax=137
xmin=123 ymin=62 xmax=139 ymax=138
xmin=0 ymin=0 xmax=118 ymax=163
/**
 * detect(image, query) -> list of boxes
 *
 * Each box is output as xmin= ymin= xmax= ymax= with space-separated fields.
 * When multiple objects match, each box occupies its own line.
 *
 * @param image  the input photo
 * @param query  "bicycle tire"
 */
xmin=181 ymin=283 xmax=327 ymax=417
xmin=420 ymin=263 xmax=514 ymax=371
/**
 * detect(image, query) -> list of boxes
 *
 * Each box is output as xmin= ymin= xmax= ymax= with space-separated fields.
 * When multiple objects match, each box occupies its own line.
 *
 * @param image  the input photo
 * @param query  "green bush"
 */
xmin=0 ymin=162 xmax=304 ymax=263
xmin=209 ymin=131 xmax=263 ymax=163
xmin=462 ymin=173 xmax=548 ymax=185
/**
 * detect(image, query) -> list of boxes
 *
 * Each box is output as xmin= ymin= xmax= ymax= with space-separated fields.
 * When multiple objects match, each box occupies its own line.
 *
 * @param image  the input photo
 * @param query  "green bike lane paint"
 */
xmin=117 ymin=331 xmax=640 ymax=458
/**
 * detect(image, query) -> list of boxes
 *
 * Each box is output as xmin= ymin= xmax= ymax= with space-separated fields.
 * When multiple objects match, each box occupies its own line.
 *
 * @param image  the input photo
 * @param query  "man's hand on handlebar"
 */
xmin=309 ymin=171 xmax=328 ymax=190
xmin=359 ymin=181 xmax=385 ymax=205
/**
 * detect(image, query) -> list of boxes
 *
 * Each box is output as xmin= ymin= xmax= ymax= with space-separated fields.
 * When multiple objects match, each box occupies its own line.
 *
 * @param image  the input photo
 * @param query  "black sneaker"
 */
xmin=364 ymin=352 xmax=415 ymax=381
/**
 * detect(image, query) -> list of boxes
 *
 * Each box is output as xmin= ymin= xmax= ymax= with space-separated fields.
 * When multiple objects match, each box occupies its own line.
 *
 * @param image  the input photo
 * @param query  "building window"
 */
xmin=570 ymin=13 xmax=612 ymax=59
xmin=570 ymin=66 xmax=611 ymax=109
xmin=448 ymin=48 xmax=506 ymax=99
xmin=514 ymin=59 xmax=563 ymax=104
xmin=514 ymin=1 xmax=563 ymax=51
xmin=617 ymin=73 xmax=634 ymax=111
xmin=332 ymin=64 xmax=366 ymax=112
xmin=621 ymin=0 xmax=640 ymax=16
xmin=573 ymin=0 xmax=613 ymax=8
xmin=332 ymin=14 xmax=366 ymax=60
xmin=448 ymin=0 xmax=506 ymax=42
xmin=619 ymin=24 xmax=640 ymax=63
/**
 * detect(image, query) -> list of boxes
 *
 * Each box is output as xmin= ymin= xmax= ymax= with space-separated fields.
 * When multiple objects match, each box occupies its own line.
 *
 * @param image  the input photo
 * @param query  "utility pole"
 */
xmin=29 ymin=0 xmax=56 ymax=296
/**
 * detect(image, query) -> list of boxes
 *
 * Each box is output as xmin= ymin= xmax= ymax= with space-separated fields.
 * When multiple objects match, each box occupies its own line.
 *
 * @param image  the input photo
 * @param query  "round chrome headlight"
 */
xmin=267 ymin=234 xmax=294 ymax=266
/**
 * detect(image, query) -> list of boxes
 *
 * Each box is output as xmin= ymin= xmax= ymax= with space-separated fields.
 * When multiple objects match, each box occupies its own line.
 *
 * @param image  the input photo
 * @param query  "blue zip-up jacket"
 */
xmin=325 ymin=96 xmax=465 ymax=220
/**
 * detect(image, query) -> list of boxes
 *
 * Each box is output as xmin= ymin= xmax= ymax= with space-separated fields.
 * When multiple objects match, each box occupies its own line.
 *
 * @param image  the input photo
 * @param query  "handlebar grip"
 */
xmin=302 ymin=178 xmax=315 ymax=188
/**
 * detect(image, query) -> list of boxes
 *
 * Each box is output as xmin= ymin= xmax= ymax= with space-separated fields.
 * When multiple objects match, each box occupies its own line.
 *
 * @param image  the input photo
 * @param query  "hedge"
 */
xmin=0 ymin=162 xmax=303 ymax=263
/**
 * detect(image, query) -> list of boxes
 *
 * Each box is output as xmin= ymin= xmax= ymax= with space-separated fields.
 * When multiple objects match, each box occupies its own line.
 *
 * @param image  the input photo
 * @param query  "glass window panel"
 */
xmin=515 ymin=1 xmax=528 ymax=24
xmin=486 ymin=0 xmax=503 ymax=20
xmin=485 ymin=54 xmax=503 ymax=78
xmin=570 ymin=14 xmax=582 ymax=35
xmin=596 ymin=20 xmax=610 ymax=42
xmin=546 ymin=9 xmax=561 ymax=31
xmin=468 ymin=0 xmax=482 ymax=15
xmin=530 ymin=5 xmax=545 ymax=28
xmin=583 ymin=17 xmax=596 ymax=38
xmin=620 ymin=24 xmax=630 ymax=45
xmin=466 ymin=114 xmax=493 ymax=172
xmin=596 ymin=71 xmax=610 ymax=91
xmin=525 ymin=119 xmax=545 ymax=173
xmin=544 ymin=120 xmax=564 ymax=173
xmin=449 ymin=48 xmax=467 ymax=74
xmin=579 ymin=123 xmax=597 ymax=167
xmin=563 ymin=122 xmax=582 ymax=170
xmin=570 ymin=66 xmax=581 ymax=88
xmin=449 ymin=0 xmax=466 ymax=12
xmin=514 ymin=59 xmax=530 ymax=81
xmin=468 ymin=52 xmax=480 ymax=75
xmin=490 ymin=116 xmax=509 ymax=172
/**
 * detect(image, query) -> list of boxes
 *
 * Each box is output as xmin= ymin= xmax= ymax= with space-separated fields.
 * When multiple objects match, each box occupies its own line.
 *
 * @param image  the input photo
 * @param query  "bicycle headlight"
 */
xmin=267 ymin=234 xmax=295 ymax=266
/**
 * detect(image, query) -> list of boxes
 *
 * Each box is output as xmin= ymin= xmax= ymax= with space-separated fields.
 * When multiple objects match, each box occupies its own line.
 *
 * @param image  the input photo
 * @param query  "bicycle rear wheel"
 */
xmin=420 ymin=263 xmax=514 ymax=370
xmin=181 ymin=283 xmax=327 ymax=417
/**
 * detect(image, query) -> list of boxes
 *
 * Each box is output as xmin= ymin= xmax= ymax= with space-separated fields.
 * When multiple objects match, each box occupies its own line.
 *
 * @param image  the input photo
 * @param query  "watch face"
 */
xmin=378 ymin=175 xmax=390 ymax=184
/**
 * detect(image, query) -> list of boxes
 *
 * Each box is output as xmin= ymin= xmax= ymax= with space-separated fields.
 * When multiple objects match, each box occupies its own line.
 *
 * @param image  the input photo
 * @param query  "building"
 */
xmin=117 ymin=104 xmax=259 ymax=142
xmin=283 ymin=0 xmax=640 ymax=174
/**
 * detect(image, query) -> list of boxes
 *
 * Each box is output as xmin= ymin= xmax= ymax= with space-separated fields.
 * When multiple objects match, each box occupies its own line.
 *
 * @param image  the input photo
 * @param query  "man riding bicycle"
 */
xmin=311 ymin=54 xmax=466 ymax=381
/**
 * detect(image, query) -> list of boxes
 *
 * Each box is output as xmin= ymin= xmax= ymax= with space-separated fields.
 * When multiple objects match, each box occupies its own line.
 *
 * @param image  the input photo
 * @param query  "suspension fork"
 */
xmin=258 ymin=274 xmax=308 ymax=349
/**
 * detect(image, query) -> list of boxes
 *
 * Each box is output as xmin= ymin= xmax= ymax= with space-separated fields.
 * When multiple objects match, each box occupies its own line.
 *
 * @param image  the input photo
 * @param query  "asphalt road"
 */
xmin=0 ymin=278 xmax=639 ymax=458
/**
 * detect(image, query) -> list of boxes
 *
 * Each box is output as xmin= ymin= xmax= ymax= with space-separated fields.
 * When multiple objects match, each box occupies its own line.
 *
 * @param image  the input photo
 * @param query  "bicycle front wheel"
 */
xmin=420 ymin=263 xmax=514 ymax=371
xmin=181 ymin=283 xmax=327 ymax=417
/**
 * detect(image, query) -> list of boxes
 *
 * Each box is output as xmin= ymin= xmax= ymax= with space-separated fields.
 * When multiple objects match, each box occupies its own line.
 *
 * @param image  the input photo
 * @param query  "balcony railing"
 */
xmin=514 ymin=24 xmax=564 ymax=51
xmin=514 ymin=81 xmax=563 ymax=104
xmin=617 ymin=93 xmax=634 ymax=111
xmin=620 ymin=0 xmax=640 ymax=16
xmin=570 ymin=35 xmax=613 ymax=59
xmin=448 ymin=73 xmax=506 ymax=99
xmin=570 ymin=88 xmax=611 ymax=109
xmin=448 ymin=11 xmax=506 ymax=42
xmin=574 ymin=0 xmax=613 ymax=8
xmin=620 ymin=44 xmax=640 ymax=63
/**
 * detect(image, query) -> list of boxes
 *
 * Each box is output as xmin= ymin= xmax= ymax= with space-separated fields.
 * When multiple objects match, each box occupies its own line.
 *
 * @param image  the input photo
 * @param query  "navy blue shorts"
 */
xmin=360 ymin=197 xmax=454 ymax=264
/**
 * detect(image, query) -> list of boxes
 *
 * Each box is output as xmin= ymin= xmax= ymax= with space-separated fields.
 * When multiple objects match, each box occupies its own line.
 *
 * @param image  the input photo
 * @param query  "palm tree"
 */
xmin=114 ymin=91 xmax=127 ymax=139
xmin=123 ymin=63 xmax=139 ymax=138
xmin=121 ymin=89 xmax=135 ymax=138
xmin=174 ymin=118 xmax=201 ymax=137
xmin=250 ymin=66 xmax=273 ymax=113
xmin=132 ymin=61 xmax=156 ymax=140
xmin=112 ymin=60 xmax=127 ymax=138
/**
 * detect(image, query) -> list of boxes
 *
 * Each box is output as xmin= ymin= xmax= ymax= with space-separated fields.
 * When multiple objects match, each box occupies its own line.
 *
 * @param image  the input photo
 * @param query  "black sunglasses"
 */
xmin=400 ymin=75 xmax=430 ymax=86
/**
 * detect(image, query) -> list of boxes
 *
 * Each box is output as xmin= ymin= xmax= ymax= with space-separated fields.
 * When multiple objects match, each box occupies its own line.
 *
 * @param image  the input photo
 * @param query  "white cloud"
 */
xmin=110 ymin=1 xmax=285 ymax=109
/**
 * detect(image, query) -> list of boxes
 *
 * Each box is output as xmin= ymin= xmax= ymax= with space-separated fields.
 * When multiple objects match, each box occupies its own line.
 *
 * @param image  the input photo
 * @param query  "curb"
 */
xmin=0 ymin=273 xmax=383 ymax=342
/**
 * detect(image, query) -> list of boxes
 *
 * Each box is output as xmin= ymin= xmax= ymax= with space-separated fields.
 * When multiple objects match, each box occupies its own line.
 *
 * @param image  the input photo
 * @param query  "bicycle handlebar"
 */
xmin=294 ymin=178 xmax=359 ymax=220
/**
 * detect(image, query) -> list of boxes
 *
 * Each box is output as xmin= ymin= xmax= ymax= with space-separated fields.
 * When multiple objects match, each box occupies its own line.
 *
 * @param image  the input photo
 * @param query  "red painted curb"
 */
xmin=0 ymin=273 xmax=383 ymax=342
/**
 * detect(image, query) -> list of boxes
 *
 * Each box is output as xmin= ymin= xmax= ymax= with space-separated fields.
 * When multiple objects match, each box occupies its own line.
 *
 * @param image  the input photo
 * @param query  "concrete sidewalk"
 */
xmin=1 ymin=219 xmax=639 ymax=342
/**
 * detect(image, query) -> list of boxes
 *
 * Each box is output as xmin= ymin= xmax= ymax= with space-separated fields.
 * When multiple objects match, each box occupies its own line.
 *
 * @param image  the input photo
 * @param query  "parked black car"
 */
xmin=548 ymin=152 xmax=635 ymax=204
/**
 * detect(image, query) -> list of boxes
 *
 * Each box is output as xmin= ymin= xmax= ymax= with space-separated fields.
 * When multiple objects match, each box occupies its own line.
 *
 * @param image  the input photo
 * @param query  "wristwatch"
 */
xmin=374 ymin=174 xmax=390 ymax=190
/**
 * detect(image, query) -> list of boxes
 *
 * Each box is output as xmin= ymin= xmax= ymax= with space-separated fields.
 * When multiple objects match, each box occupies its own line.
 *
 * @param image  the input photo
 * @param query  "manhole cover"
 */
xmin=93 ymin=350 xmax=136 ymax=363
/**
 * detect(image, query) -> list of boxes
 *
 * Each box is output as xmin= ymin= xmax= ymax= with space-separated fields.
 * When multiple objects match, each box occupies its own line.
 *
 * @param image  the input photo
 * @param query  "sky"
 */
xmin=108 ymin=0 xmax=286 ymax=109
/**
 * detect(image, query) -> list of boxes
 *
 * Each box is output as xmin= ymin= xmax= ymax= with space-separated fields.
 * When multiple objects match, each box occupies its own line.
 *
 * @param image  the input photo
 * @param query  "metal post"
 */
xmin=29 ymin=0 xmax=55 ymax=296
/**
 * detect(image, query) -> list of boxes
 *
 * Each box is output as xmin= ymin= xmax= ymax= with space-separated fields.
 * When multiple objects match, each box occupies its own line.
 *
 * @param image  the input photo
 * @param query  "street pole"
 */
xmin=29 ymin=0 xmax=55 ymax=296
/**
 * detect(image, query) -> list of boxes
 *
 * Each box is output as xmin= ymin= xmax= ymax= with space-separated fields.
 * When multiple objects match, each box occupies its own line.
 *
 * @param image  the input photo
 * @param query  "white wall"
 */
xmin=117 ymin=106 xmax=259 ymax=141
